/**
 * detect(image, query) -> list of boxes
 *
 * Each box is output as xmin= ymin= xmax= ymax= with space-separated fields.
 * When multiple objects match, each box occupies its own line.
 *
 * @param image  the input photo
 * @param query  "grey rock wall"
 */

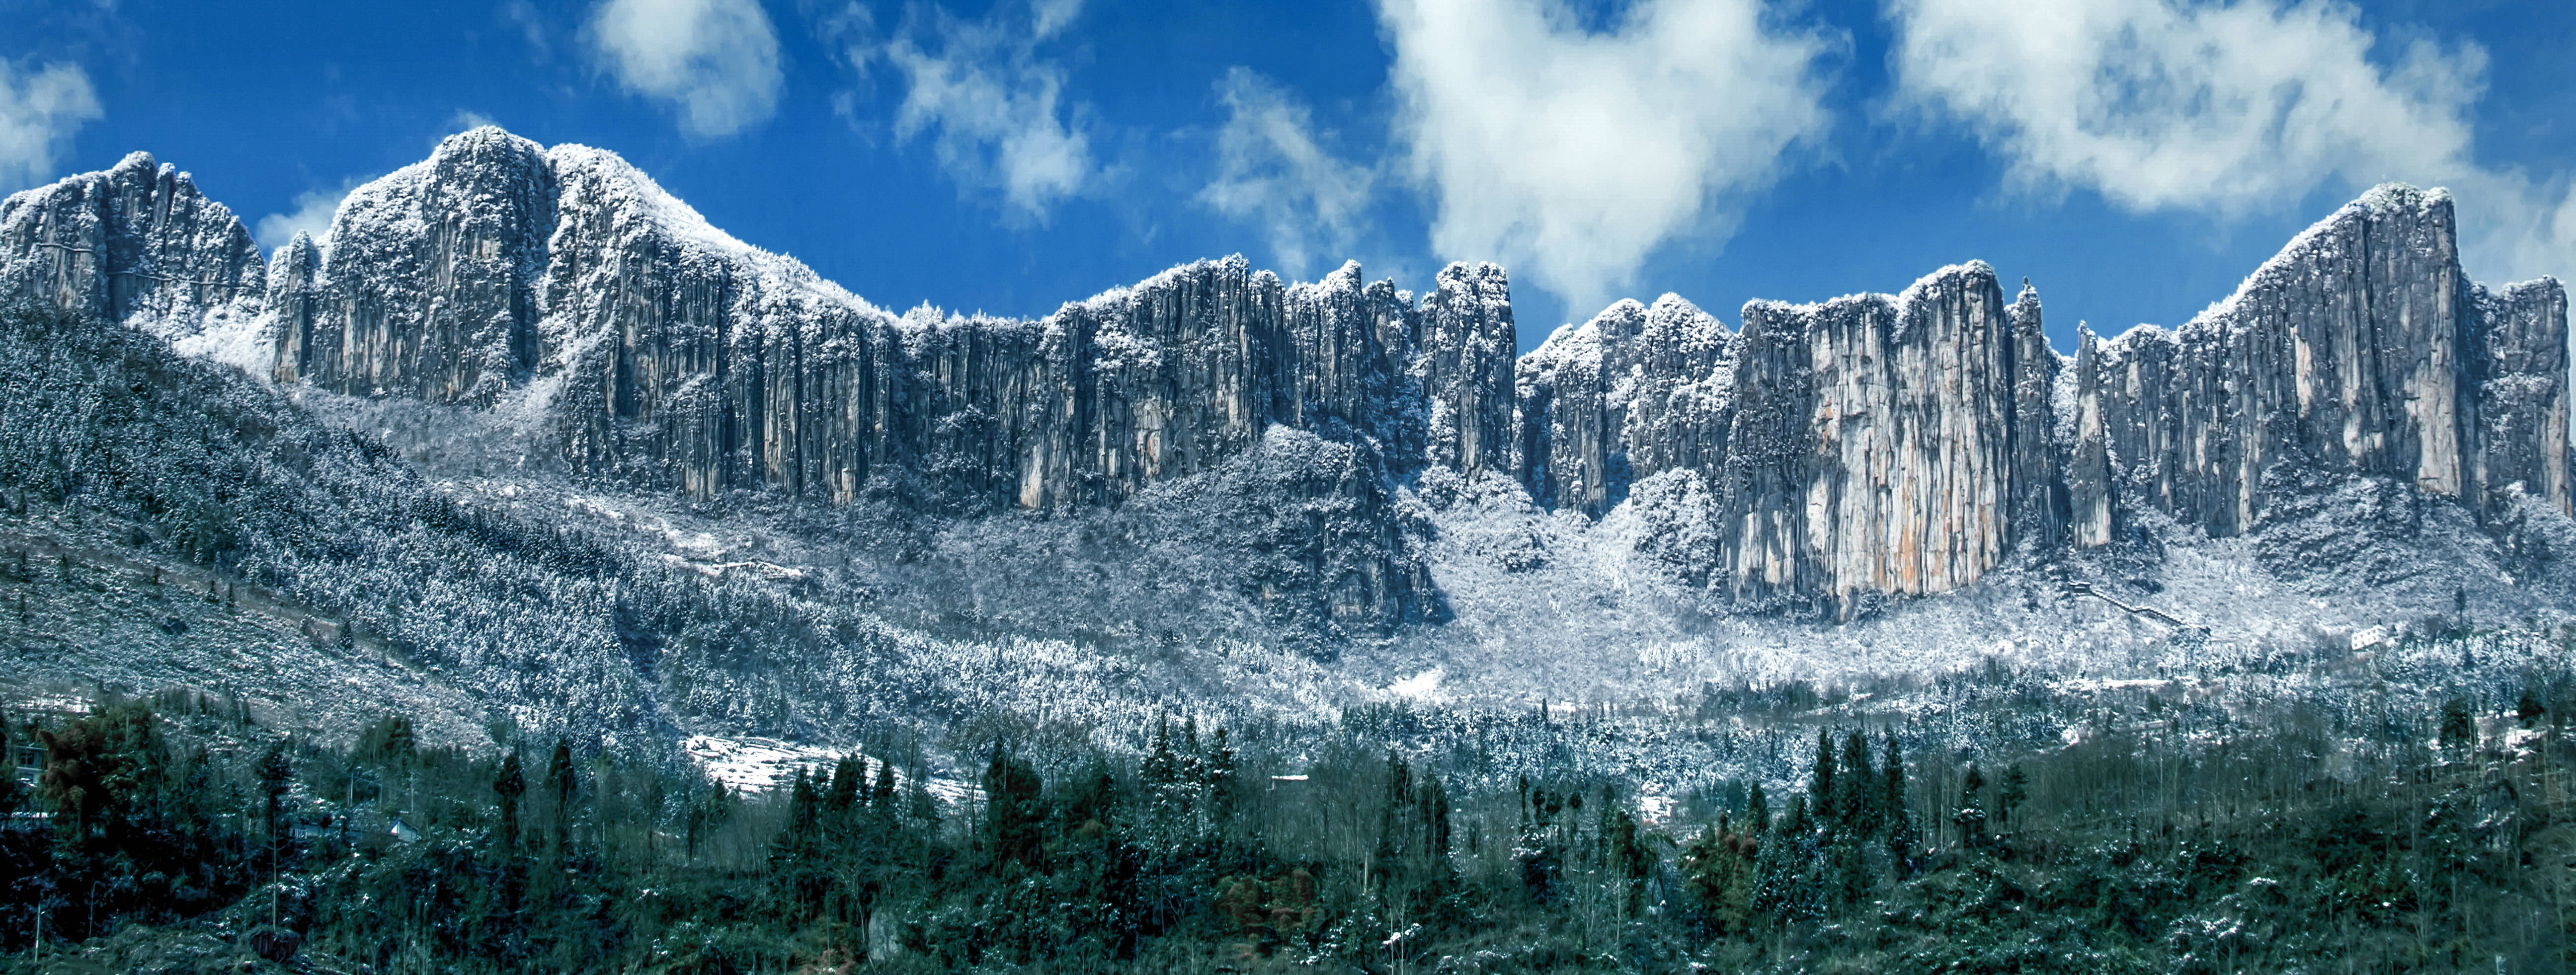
xmin=2471 ymin=278 xmax=2571 ymax=517
xmin=2084 ymin=185 xmax=2569 ymax=539
xmin=0 ymin=151 xmax=264 ymax=344
xmin=1719 ymin=265 xmax=2033 ymax=609
xmin=4 ymin=129 xmax=2567 ymax=621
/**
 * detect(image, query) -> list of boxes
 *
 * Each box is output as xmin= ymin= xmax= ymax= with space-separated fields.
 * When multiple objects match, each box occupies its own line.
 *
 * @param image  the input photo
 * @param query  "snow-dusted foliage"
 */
xmin=3 ymin=129 xmax=2574 ymax=808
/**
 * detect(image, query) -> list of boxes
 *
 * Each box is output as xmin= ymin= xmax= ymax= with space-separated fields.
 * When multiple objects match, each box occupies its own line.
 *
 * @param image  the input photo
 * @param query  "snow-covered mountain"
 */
xmin=11 ymin=127 xmax=2565 ymax=619
xmin=2 ymin=126 xmax=2571 ymax=780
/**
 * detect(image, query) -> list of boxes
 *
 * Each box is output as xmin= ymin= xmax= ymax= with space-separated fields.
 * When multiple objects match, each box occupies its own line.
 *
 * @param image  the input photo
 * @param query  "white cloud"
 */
xmin=1378 ymin=0 xmax=1832 ymax=312
xmin=1887 ymin=0 xmax=2572 ymax=284
xmin=587 ymin=0 xmax=782 ymax=139
xmin=255 ymin=178 xmax=364 ymax=257
xmin=0 ymin=58 xmax=103 ymax=194
xmin=1199 ymin=68 xmax=1379 ymax=277
xmin=880 ymin=0 xmax=1093 ymax=218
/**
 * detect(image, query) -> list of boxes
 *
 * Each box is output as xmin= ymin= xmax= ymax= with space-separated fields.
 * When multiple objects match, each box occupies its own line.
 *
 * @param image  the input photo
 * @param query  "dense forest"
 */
xmin=4 ymin=669 xmax=2576 ymax=974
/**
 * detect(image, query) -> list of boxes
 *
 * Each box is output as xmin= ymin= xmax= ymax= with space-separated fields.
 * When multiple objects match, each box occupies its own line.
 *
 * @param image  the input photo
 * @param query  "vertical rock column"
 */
xmin=1720 ymin=264 xmax=2021 ymax=610
xmin=0 ymin=151 xmax=264 ymax=335
xmin=2005 ymin=281 xmax=2065 ymax=548
xmin=266 ymin=233 xmax=321 ymax=382
xmin=1415 ymin=262 xmax=1518 ymax=479
xmin=2062 ymin=325 xmax=2115 ymax=547
xmin=2472 ymin=278 xmax=2572 ymax=516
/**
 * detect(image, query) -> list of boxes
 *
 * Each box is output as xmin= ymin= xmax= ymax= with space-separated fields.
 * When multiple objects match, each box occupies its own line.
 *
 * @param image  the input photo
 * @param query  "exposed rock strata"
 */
xmin=0 ymin=151 xmax=265 ymax=357
xmin=2077 ymin=186 xmax=2569 ymax=540
xmin=1718 ymin=264 xmax=2050 ymax=607
xmin=3 ymin=127 xmax=2567 ymax=619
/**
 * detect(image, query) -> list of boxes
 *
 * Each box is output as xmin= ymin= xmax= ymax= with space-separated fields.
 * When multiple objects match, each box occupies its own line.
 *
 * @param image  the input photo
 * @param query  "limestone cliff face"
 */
xmin=1718 ymin=264 xmax=2050 ymax=607
xmin=1415 ymin=263 xmax=1518 ymax=480
xmin=256 ymin=128 xmax=1479 ymax=630
xmin=5 ymin=129 xmax=2568 ymax=621
xmin=2070 ymin=185 xmax=2569 ymax=541
xmin=276 ymin=129 xmax=554 ymax=403
xmin=2471 ymin=278 xmax=2571 ymax=517
xmin=1514 ymin=294 xmax=1733 ymax=516
xmin=0 ymin=151 xmax=265 ymax=358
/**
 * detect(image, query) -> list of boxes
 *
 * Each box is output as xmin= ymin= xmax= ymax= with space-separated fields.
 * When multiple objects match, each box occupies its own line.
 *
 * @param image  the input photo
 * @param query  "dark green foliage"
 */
xmin=2440 ymin=697 xmax=2479 ymax=749
xmin=8 ymin=692 xmax=2576 ymax=973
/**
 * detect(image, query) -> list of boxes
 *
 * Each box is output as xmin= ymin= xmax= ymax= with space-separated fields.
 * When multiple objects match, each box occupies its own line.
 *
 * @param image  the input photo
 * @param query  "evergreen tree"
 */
xmin=1747 ymin=780 xmax=1771 ymax=835
xmin=2439 ymin=698 xmax=2478 ymax=750
xmin=981 ymin=744 xmax=1045 ymax=875
xmin=1953 ymin=762 xmax=1987 ymax=847
xmin=1682 ymin=815 xmax=1756 ymax=939
xmin=1883 ymin=735 xmax=1919 ymax=868
xmin=1142 ymin=715 xmax=1176 ymax=786
xmin=546 ymin=739 xmax=577 ymax=856
xmin=1751 ymin=796 xmax=1823 ymax=931
xmin=493 ymin=748 xmax=525 ymax=857
xmin=1839 ymin=730 xmax=1876 ymax=837
xmin=829 ymin=754 xmax=863 ymax=813
xmin=1997 ymin=763 xmax=2029 ymax=833
xmin=1204 ymin=726 xmax=1239 ymax=828
xmin=1810 ymin=729 xmax=1837 ymax=829
xmin=870 ymin=756 xmax=898 ymax=814
xmin=253 ymin=742 xmax=292 ymax=862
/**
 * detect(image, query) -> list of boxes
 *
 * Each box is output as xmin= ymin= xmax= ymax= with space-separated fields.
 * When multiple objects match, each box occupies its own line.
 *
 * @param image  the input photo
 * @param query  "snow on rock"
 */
xmin=0 ymin=150 xmax=267 ymax=367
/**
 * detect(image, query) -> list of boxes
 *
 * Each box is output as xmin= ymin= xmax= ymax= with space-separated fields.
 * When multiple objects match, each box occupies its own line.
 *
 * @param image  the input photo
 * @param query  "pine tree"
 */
xmin=871 ymin=756 xmax=899 ymax=816
xmin=2439 ymin=698 xmax=2477 ymax=750
xmin=1810 ymin=729 xmax=1837 ymax=829
xmin=1748 ymin=780 xmax=1771 ymax=835
xmin=1142 ymin=715 xmax=1177 ymax=786
xmin=254 ymin=742 xmax=292 ymax=862
xmin=1839 ymin=731 xmax=1876 ymax=837
xmin=1204 ymin=726 xmax=1239 ymax=828
xmin=1997 ymin=763 xmax=2028 ymax=833
xmin=1953 ymin=762 xmax=1987 ymax=847
xmin=1751 ymin=796 xmax=1823 ymax=931
xmin=1883 ymin=735 xmax=1919 ymax=869
xmin=546 ymin=738 xmax=577 ymax=856
xmin=492 ymin=748 xmax=525 ymax=857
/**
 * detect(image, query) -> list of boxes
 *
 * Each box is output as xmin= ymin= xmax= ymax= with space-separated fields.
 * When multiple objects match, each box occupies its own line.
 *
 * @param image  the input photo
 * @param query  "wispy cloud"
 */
xmin=1886 ymin=0 xmax=2571 ymax=284
xmin=875 ymin=0 xmax=1094 ymax=219
xmin=254 ymin=177 xmax=366 ymax=257
xmin=1199 ymin=68 xmax=1378 ymax=278
xmin=1378 ymin=0 xmax=1833 ymax=314
xmin=586 ymin=0 xmax=783 ymax=139
xmin=0 ymin=58 xmax=103 ymax=194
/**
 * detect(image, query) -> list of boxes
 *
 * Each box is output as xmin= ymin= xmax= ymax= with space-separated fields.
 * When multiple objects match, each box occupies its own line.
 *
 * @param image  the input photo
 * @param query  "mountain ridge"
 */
xmin=2 ymin=126 xmax=2567 ymax=630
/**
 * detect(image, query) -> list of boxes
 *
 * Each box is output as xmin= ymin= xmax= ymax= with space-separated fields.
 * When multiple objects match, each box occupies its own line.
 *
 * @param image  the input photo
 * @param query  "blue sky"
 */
xmin=3 ymin=0 xmax=2571 ymax=353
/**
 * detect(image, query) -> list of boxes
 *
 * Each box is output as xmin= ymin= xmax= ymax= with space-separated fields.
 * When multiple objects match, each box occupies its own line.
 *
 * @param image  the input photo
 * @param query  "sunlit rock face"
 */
xmin=1514 ymin=294 xmax=1735 ymax=517
xmin=5 ymin=122 xmax=2566 ymax=621
xmin=1717 ymin=263 xmax=2053 ymax=610
xmin=2079 ymin=185 xmax=2569 ymax=540
xmin=0 ymin=150 xmax=265 ymax=353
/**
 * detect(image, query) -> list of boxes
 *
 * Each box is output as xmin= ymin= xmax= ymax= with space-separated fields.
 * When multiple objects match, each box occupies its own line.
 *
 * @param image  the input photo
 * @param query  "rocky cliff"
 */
xmin=2065 ymin=186 xmax=2570 ymax=541
xmin=1511 ymin=188 xmax=2564 ymax=613
xmin=0 ymin=150 xmax=266 ymax=366
xmin=2 ymin=127 xmax=2566 ymax=625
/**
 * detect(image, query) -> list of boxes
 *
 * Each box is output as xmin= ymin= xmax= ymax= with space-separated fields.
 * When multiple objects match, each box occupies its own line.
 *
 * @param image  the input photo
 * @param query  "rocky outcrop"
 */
xmin=2077 ymin=185 xmax=2569 ymax=539
xmin=1415 ymin=263 xmax=1518 ymax=480
xmin=276 ymin=129 xmax=554 ymax=402
xmin=1515 ymin=294 xmax=1733 ymax=515
xmin=4 ymin=127 xmax=2566 ymax=621
xmin=2471 ymin=278 xmax=2571 ymax=517
xmin=0 ymin=151 xmax=264 ymax=357
xmin=259 ymin=128 xmax=1496 ymax=631
xmin=1717 ymin=264 xmax=2051 ymax=608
